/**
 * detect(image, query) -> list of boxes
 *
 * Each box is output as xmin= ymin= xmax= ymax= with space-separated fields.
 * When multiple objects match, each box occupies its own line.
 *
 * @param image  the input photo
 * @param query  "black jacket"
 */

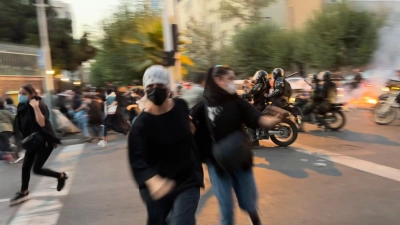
xmin=191 ymin=98 xmax=262 ymax=174
xmin=15 ymin=96 xmax=61 ymax=145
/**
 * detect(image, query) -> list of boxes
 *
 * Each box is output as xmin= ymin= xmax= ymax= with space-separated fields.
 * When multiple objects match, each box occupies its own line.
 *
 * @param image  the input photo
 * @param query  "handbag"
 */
xmin=21 ymin=132 xmax=44 ymax=152
xmin=204 ymin=100 xmax=252 ymax=173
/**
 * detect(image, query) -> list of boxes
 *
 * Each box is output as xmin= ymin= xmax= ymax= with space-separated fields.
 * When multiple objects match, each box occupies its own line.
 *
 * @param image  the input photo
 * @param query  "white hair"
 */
xmin=143 ymin=65 xmax=171 ymax=89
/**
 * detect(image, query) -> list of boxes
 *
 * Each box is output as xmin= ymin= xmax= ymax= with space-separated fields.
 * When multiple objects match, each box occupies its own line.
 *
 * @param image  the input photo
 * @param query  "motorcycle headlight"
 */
xmin=381 ymin=87 xmax=390 ymax=92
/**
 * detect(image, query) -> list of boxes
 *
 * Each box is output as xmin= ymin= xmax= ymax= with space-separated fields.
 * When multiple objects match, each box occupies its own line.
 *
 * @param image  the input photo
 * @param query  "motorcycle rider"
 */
xmin=241 ymin=70 xmax=272 ymax=145
xmin=303 ymin=71 xmax=337 ymax=123
xmin=385 ymin=70 xmax=400 ymax=103
xmin=264 ymin=68 xmax=292 ymax=108
xmin=242 ymin=70 xmax=272 ymax=111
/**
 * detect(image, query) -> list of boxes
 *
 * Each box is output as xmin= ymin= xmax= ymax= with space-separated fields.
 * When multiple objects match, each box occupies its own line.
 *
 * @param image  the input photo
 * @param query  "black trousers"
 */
xmin=0 ymin=131 xmax=12 ymax=152
xmin=140 ymin=186 xmax=200 ymax=225
xmin=21 ymin=141 xmax=60 ymax=191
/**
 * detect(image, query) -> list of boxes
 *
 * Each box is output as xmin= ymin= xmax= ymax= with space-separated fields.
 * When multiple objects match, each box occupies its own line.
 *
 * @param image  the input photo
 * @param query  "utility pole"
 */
xmin=162 ymin=0 xmax=176 ymax=93
xmin=172 ymin=0 xmax=182 ymax=84
xmin=35 ymin=0 xmax=55 ymax=126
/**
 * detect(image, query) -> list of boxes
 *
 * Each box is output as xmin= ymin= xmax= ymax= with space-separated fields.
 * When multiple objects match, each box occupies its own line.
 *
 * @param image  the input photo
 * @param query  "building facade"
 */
xmin=286 ymin=0 xmax=400 ymax=30
xmin=0 ymin=43 xmax=44 ymax=99
xmin=177 ymin=0 xmax=287 ymax=48
xmin=50 ymin=0 xmax=72 ymax=20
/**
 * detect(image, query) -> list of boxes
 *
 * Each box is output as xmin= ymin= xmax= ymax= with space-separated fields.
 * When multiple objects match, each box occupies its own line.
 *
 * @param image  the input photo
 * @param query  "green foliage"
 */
xmin=227 ymin=23 xmax=281 ymax=76
xmin=302 ymin=3 xmax=381 ymax=70
xmin=185 ymin=18 xmax=219 ymax=71
xmin=0 ymin=0 xmax=96 ymax=73
xmin=90 ymin=4 xmax=193 ymax=86
xmin=226 ymin=2 xmax=382 ymax=76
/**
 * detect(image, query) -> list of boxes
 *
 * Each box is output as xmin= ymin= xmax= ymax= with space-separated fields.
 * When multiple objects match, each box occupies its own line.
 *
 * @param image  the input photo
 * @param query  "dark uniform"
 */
xmin=266 ymin=68 xmax=292 ymax=108
xmin=242 ymin=70 xmax=271 ymax=112
xmin=303 ymin=72 xmax=337 ymax=119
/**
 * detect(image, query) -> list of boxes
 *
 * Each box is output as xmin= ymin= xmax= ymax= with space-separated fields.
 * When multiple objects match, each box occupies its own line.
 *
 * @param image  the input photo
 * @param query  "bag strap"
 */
xmin=204 ymin=100 xmax=216 ymax=143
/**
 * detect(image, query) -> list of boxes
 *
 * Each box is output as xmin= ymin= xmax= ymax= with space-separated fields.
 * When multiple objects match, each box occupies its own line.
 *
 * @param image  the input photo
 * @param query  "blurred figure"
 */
xmin=191 ymin=66 xmax=283 ymax=225
xmin=10 ymin=84 xmax=66 ymax=206
xmin=5 ymin=97 xmax=17 ymax=115
xmin=105 ymin=80 xmax=116 ymax=89
xmin=87 ymin=96 xmax=103 ymax=139
xmin=351 ymin=69 xmax=363 ymax=90
xmin=0 ymin=151 xmax=15 ymax=162
xmin=0 ymin=97 xmax=15 ymax=152
xmin=128 ymin=65 xmax=203 ymax=225
xmin=265 ymin=68 xmax=292 ymax=108
xmin=132 ymin=79 xmax=145 ymax=97
xmin=68 ymin=95 xmax=91 ymax=142
xmin=180 ymin=72 xmax=206 ymax=109
xmin=98 ymin=89 xmax=130 ymax=147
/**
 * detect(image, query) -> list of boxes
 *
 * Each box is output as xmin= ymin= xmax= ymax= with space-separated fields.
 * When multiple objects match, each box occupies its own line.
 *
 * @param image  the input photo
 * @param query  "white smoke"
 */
xmin=368 ymin=11 xmax=400 ymax=84
xmin=343 ymin=10 xmax=400 ymax=106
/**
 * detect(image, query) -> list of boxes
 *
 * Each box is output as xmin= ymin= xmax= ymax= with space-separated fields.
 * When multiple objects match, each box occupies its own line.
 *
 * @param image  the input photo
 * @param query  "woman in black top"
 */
xmin=128 ymin=65 xmax=203 ymax=225
xmin=191 ymin=66 xmax=284 ymax=225
xmin=9 ymin=84 xmax=68 ymax=206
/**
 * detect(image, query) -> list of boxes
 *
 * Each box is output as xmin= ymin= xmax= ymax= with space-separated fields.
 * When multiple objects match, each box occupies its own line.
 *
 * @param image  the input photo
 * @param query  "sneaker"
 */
xmin=98 ymin=140 xmax=107 ymax=147
xmin=57 ymin=172 xmax=69 ymax=192
xmin=9 ymin=191 xmax=30 ymax=206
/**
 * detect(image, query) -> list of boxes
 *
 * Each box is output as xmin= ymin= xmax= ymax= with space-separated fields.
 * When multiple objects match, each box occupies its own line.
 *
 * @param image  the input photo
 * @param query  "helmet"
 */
xmin=254 ymin=70 xmax=268 ymax=85
xmin=323 ymin=71 xmax=331 ymax=81
xmin=312 ymin=74 xmax=318 ymax=83
xmin=272 ymin=68 xmax=284 ymax=80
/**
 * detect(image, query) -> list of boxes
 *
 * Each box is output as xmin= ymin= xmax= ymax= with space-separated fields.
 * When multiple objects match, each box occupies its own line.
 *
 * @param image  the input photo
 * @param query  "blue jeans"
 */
xmin=69 ymin=110 xmax=90 ymax=138
xmin=207 ymin=161 xmax=258 ymax=225
xmin=140 ymin=186 xmax=200 ymax=225
xmin=91 ymin=124 xmax=100 ymax=137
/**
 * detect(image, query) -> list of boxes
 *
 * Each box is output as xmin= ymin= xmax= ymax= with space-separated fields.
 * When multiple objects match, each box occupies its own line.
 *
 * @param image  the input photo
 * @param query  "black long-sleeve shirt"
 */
xmin=191 ymin=97 xmax=262 ymax=173
xmin=128 ymin=98 xmax=203 ymax=192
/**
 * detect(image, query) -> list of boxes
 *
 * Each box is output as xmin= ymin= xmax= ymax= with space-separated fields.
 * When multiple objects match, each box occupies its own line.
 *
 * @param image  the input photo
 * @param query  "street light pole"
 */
xmin=172 ymin=0 xmax=182 ymax=84
xmin=162 ymin=0 xmax=176 ymax=93
xmin=35 ymin=0 xmax=55 ymax=125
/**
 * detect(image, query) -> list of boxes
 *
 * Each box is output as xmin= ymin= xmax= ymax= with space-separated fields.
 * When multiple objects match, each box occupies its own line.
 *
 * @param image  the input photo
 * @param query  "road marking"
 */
xmin=7 ymin=144 xmax=85 ymax=225
xmin=293 ymin=143 xmax=400 ymax=182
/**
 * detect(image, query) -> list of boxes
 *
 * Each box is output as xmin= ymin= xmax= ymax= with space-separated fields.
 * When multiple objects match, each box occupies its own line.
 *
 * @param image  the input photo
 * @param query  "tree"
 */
xmin=185 ymin=18 xmax=220 ymax=71
xmin=0 ymin=0 xmax=96 ymax=74
xmin=302 ymin=2 xmax=382 ymax=70
xmin=227 ymin=23 xmax=281 ymax=77
xmin=90 ymin=4 xmax=193 ymax=86
xmin=219 ymin=0 xmax=276 ymax=24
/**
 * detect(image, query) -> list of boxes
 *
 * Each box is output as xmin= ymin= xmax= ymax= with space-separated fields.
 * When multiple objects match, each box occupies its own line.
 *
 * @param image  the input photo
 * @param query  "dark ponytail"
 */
xmin=21 ymin=84 xmax=38 ymax=96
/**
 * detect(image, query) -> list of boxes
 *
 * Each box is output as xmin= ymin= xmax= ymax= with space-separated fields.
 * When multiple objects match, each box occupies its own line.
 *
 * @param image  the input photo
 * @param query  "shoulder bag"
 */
xmin=204 ymin=100 xmax=253 ymax=173
xmin=21 ymin=132 xmax=44 ymax=152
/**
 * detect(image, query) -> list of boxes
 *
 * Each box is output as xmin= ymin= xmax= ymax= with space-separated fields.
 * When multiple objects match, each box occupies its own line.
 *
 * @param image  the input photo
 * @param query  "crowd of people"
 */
xmin=0 ymin=65 xmax=291 ymax=225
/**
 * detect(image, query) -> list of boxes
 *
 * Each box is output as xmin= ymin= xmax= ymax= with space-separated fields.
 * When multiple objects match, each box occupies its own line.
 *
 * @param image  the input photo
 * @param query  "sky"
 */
xmin=60 ymin=0 xmax=122 ymax=39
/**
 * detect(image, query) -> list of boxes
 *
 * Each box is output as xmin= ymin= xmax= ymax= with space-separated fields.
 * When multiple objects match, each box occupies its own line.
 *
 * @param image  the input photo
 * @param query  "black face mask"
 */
xmin=146 ymin=87 xmax=168 ymax=106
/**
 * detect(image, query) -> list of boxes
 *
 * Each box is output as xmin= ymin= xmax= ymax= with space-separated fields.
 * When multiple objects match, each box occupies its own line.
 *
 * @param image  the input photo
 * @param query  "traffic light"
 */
xmin=172 ymin=24 xmax=178 ymax=52
xmin=162 ymin=51 xmax=176 ymax=67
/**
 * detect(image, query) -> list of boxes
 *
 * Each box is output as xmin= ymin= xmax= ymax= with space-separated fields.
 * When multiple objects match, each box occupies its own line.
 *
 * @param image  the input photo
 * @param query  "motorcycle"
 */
xmin=291 ymin=92 xmax=346 ymax=131
xmin=245 ymin=101 xmax=299 ymax=147
xmin=372 ymin=87 xmax=400 ymax=125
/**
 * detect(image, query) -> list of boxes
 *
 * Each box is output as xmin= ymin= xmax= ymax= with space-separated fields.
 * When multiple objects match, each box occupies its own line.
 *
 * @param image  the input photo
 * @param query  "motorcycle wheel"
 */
xmin=372 ymin=103 xmax=397 ymax=125
xmin=270 ymin=119 xmax=298 ymax=147
xmin=324 ymin=111 xmax=346 ymax=131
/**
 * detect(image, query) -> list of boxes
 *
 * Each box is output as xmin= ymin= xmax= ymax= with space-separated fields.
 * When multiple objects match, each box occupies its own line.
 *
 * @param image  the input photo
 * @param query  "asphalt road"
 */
xmin=0 ymin=110 xmax=399 ymax=225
